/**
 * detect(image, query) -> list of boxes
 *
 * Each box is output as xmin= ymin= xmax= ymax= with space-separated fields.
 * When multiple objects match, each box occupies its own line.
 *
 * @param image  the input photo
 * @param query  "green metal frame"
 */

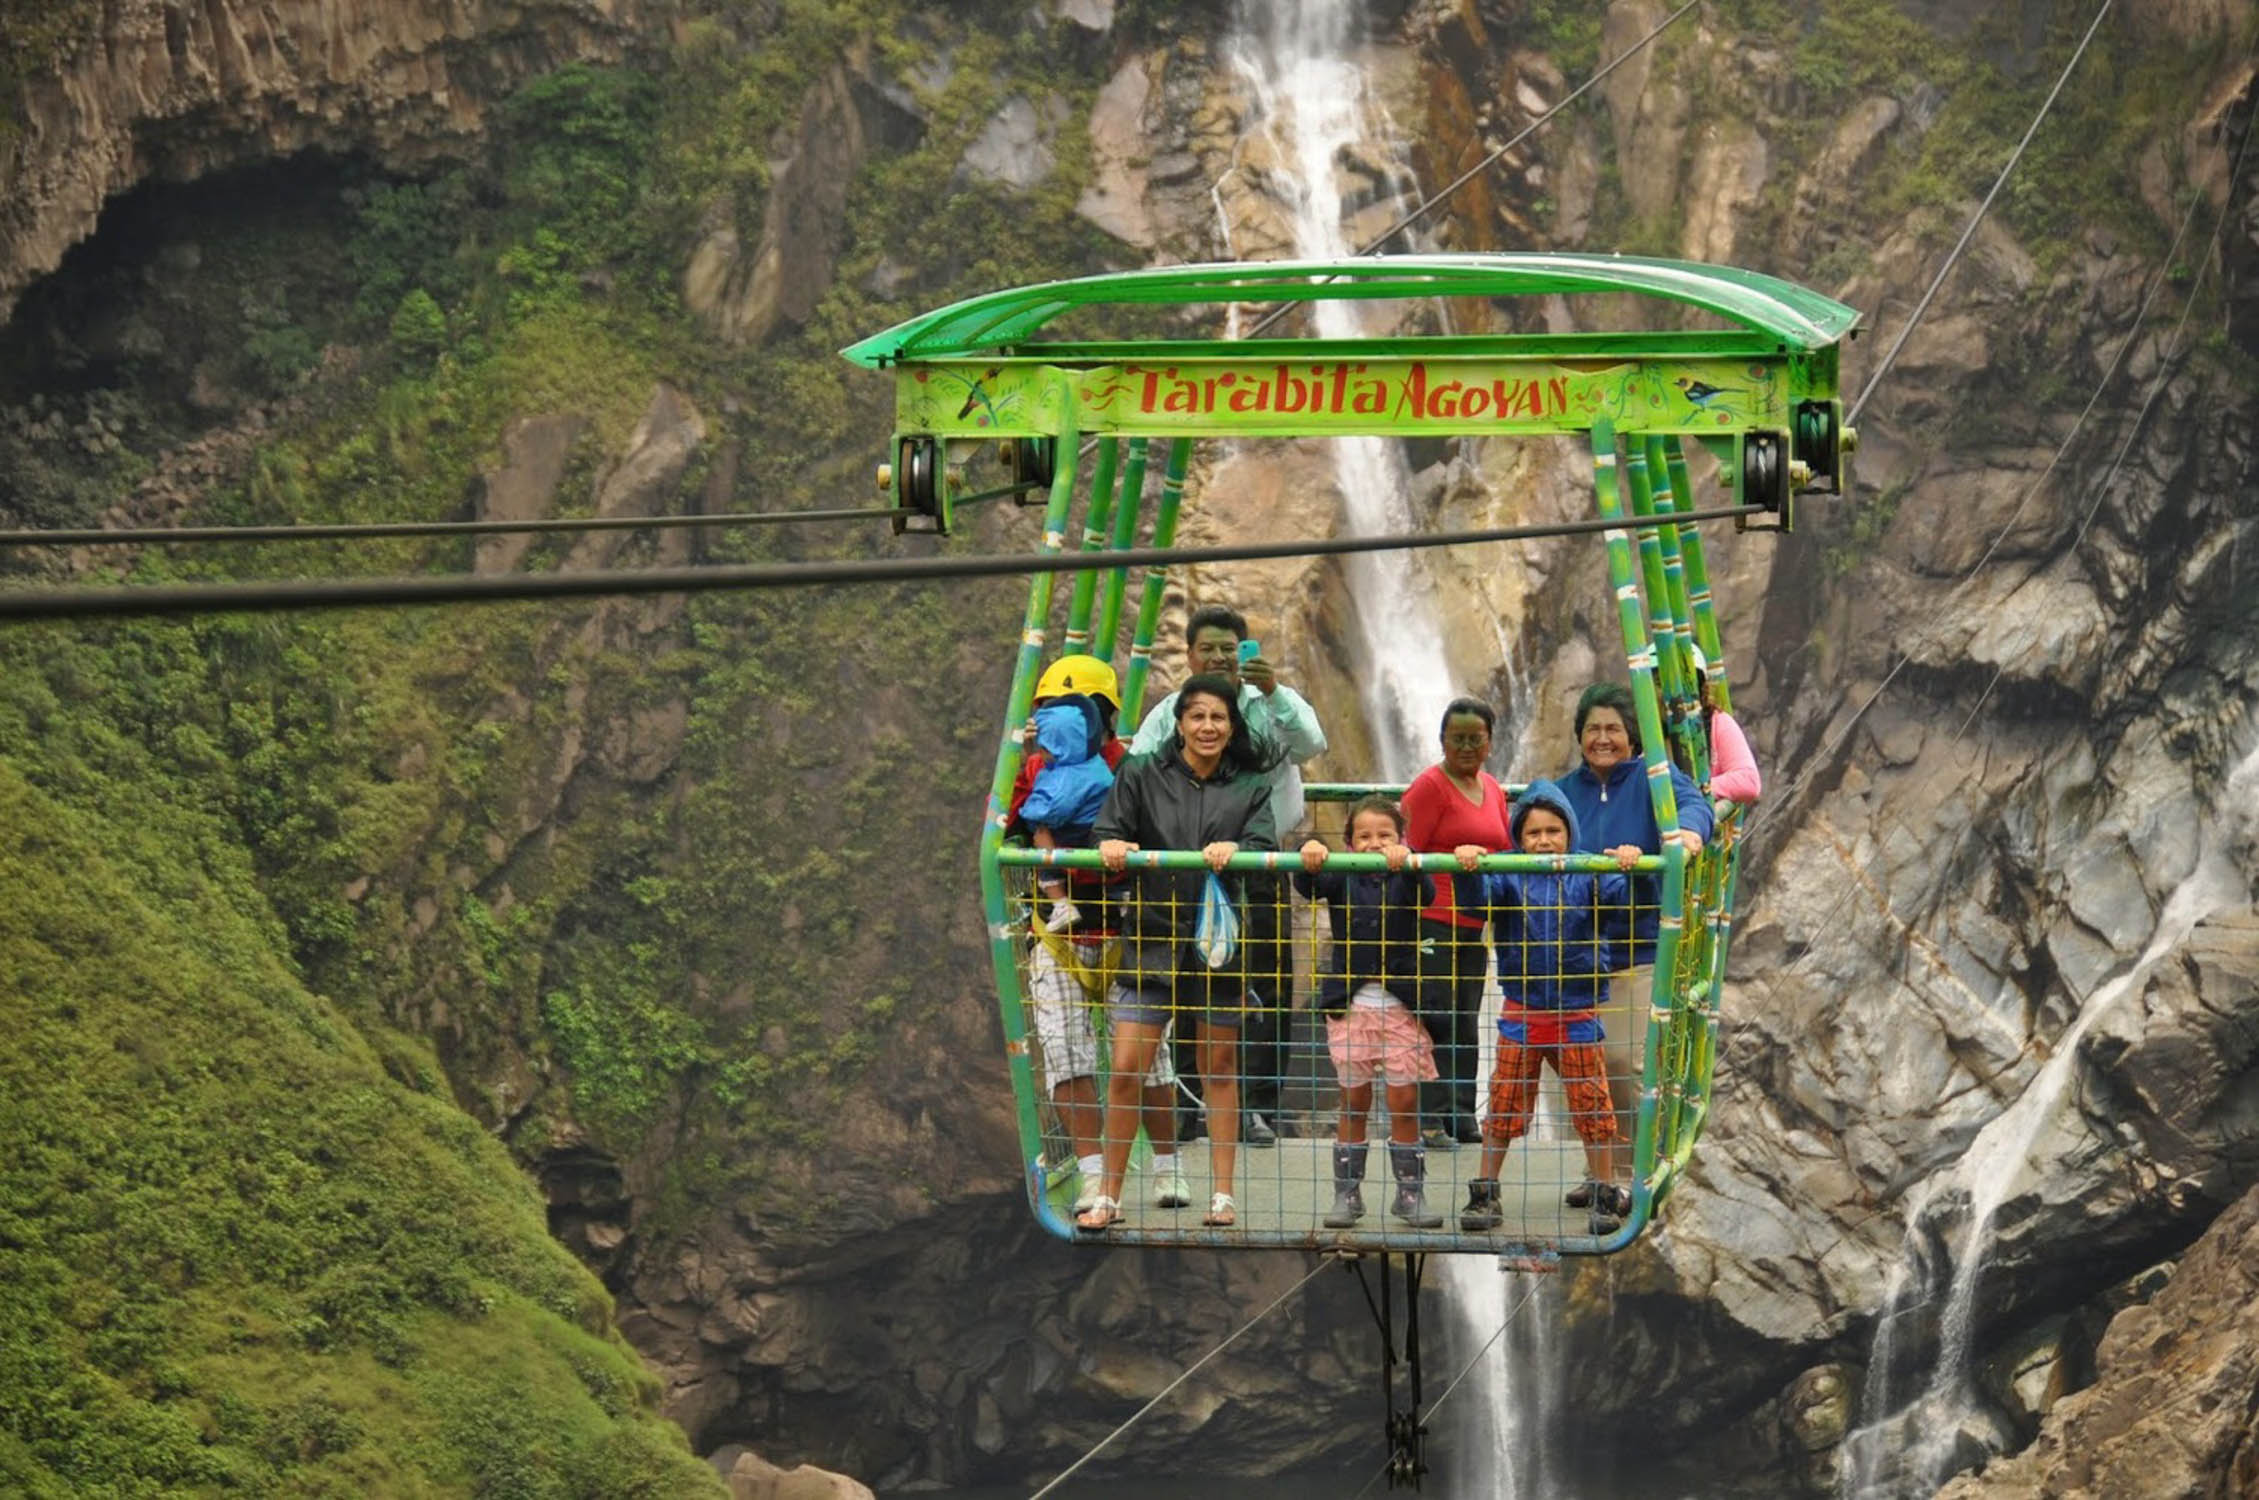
xmin=852 ymin=253 xmax=1853 ymax=1251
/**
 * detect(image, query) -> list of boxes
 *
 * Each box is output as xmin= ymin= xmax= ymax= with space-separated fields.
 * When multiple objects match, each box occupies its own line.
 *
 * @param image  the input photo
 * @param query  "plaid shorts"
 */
xmin=1026 ymin=940 xmax=1175 ymax=1087
xmin=1484 ymin=1040 xmax=1620 ymax=1146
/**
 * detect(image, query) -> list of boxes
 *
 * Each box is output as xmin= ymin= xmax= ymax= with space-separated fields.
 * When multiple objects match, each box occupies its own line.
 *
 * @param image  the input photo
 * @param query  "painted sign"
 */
xmin=895 ymin=357 xmax=1803 ymax=439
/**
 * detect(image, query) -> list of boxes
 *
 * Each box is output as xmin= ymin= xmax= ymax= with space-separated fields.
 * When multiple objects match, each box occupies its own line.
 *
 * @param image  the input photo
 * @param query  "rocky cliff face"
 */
xmin=1935 ymin=1178 xmax=2259 ymax=1499
xmin=7 ymin=0 xmax=2259 ymax=1495
xmin=0 ymin=0 xmax=657 ymax=321
xmin=1000 ymin=0 xmax=2259 ymax=1494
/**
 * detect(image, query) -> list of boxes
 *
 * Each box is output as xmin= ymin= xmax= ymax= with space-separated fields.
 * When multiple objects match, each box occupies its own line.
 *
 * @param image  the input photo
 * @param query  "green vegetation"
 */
xmin=0 ymin=0 xmax=1130 ymax=1484
xmin=0 ymin=719 xmax=719 ymax=1494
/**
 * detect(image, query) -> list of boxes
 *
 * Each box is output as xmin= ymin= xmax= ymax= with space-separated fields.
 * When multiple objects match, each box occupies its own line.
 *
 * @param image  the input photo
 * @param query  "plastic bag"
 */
xmin=1194 ymin=872 xmax=1239 ymax=970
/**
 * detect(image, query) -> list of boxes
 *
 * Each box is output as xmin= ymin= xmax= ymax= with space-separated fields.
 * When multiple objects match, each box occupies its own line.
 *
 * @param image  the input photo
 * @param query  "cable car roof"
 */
xmin=839 ymin=253 xmax=1862 ymax=367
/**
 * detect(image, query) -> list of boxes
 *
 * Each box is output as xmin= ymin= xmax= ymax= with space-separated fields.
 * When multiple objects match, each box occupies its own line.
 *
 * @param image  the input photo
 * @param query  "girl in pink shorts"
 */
xmin=1293 ymin=797 xmax=1444 ymax=1229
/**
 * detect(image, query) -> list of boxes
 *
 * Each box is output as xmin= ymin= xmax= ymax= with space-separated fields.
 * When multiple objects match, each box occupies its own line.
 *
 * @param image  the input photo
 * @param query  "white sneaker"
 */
xmin=1154 ymin=1169 xmax=1192 ymax=1209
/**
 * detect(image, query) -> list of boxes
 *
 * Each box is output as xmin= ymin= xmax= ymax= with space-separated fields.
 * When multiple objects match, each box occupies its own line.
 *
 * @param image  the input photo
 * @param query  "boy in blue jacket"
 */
xmin=1461 ymin=781 xmax=1640 ymax=1235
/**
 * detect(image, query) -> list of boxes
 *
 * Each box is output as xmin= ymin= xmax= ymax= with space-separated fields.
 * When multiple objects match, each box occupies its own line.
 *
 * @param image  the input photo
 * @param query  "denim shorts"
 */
xmin=1107 ymin=970 xmax=1247 ymax=1031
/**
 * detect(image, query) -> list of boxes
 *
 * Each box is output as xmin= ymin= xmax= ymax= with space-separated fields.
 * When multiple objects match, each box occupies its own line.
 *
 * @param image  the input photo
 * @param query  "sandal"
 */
xmin=1564 ymin=1181 xmax=1593 ymax=1209
xmin=1202 ymin=1192 xmax=1237 ymax=1227
xmin=1075 ymin=1195 xmax=1122 ymax=1233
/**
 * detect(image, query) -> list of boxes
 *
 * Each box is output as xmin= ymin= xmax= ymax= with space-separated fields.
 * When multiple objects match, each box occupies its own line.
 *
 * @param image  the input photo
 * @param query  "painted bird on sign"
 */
xmin=954 ymin=367 xmax=1006 ymax=421
xmin=1674 ymin=377 xmax=1739 ymax=410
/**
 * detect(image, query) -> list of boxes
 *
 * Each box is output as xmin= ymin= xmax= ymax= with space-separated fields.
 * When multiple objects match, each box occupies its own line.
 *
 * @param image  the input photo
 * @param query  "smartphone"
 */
xmin=1237 ymin=638 xmax=1261 ymax=665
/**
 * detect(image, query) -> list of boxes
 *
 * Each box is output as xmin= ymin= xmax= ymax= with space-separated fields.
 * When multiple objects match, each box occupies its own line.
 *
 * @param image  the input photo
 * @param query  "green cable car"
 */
xmin=843 ymin=254 xmax=1858 ymax=1258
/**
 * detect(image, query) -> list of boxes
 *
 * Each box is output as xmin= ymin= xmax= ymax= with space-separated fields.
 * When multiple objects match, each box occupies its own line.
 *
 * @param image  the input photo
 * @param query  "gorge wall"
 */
xmin=2 ymin=0 xmax=2257 ymax=1496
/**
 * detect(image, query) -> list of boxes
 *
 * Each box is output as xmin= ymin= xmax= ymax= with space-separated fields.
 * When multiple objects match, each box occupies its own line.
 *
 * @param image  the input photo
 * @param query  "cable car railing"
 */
xmin=868 ymin=253 xmax=1852 ymax=1253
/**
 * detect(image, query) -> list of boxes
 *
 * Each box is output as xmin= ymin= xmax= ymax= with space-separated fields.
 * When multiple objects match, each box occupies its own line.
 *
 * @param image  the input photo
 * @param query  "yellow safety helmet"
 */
xmin=1034 ymin=654 xmax=1120 ymax=710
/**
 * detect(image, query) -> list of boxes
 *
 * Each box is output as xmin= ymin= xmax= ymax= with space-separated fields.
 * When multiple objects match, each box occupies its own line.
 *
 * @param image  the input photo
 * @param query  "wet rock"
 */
xmin=958 ymin=95 xmax=1067 ymax=191
xmin=1054 ymin=0 xmax=1115 ymax=32
xmin=1079 ymin=58 xmax=1160 ymax=247
xmin=477 ymin=413 xmax=587 ymax=575
xmin=1938 ymin=1183 xmax=2259 ymax=1499
xmin=725 ymin=1451 xmax=876 ymax=1500
xmin=685 ymin=68 xmax=866 ymax=345
xmin=0 ymin=0 xmax=653 ymax=321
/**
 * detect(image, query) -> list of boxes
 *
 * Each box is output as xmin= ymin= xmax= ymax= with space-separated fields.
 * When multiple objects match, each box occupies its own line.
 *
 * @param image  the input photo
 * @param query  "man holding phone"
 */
xmin=1129 ymin=604 xmax=1328 ymax=1145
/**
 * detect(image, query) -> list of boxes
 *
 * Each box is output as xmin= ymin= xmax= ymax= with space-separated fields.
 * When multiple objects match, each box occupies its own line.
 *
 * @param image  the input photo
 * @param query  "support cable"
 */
xmin=1747 ymin=0 xmax=2221 ymax=847
xmin=1350 ymin=1270 xmax=1545 ymax=1499
xmin=1025 ymin=1258 xmax=1331 ymax=1500
xmin=1751 ymin=19 xmax=2259 ymax=987
xmin=1063 ymin=0 xmax=1704 ymax=461
xmin=1242 ymin=0 xmax=1700 ymax=341
xmin=0 ymin=503 xmax=1763 ymax=622
xmin=0 ymin=507 xmax=901 ymax=548
xmin=1846 ymin=0 xmax=2115 ymax=425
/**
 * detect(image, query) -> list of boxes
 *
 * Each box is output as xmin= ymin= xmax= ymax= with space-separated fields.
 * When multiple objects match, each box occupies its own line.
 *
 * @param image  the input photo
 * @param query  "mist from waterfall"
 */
xmin=1223 ymin=4 xmax=1561 ymax=1496
xmin=1841 ymin=727 xmax=2259 ymax=1498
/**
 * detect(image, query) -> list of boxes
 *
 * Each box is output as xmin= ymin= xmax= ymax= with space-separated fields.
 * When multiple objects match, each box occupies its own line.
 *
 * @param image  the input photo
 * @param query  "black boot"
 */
xmin=1460 ymin=1175 xmax=1503 ymax=1231
xmin=1586 ymin=1180 xmax=1632 ymax=1235
xmin=1389 ymin=1143 xmax=1444 ymax=1228
xmin=1323 ymin=1143 xmax=1368 ymax=1228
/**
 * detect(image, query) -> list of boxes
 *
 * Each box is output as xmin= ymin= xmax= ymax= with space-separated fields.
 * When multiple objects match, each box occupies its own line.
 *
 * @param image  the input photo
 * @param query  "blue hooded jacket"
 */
xmin=1020 ymin=695 xmax=1113 ymax=839
xmin=1556 ymin=753 xmax=1712 ymax=963
xmin=1480 ymin=779 xmax=1630 ymax=1046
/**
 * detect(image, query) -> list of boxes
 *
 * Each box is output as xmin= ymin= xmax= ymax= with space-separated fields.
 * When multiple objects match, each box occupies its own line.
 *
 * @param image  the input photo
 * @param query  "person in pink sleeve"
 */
xmin=1688 ymin=646 xmax=1761 ymax=809
xmin=1398 ymin=696 xmax=1512 ymax=1147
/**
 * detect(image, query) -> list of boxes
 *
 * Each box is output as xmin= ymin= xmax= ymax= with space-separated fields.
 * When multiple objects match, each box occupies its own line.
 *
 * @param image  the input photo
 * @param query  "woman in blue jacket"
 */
xmin=1556 ymin=682 xmax=1713 ymax=1210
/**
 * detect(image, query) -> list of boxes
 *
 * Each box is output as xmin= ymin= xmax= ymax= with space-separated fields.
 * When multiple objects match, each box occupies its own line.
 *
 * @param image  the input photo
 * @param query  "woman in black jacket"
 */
xmin=1078 ymin=674 xmax=1279 ymax=1231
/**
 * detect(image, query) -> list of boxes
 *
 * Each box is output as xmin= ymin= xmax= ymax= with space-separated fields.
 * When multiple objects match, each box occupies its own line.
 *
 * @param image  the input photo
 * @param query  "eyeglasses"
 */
xmin=1442 ymin=733 xmax=1489 ymax=749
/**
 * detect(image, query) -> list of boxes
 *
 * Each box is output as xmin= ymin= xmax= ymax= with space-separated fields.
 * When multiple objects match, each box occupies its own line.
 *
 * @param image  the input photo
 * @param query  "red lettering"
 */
xmin=1330 ymin=363 xmax=1351 ymax=414
xmin=1427 ymin=377 xmax=1464 ymax=420
xmin=1273 ymin=365 xmax=1310 ymax=414
xmin=1352 ymin=365 xmax=1387 ymax=415
xmin=1547 ymin=376 xmax=1569 ymax=414
xmin=1139 ymin=369 xmax=1160 ymax=413
xmin=1396 ymin=362 xmax=1429 ymax=421
xmin=1162 ymin=367 xmax=1198 ymax=414
xmin=1459 ymin=383 xmax=1490 ymax=420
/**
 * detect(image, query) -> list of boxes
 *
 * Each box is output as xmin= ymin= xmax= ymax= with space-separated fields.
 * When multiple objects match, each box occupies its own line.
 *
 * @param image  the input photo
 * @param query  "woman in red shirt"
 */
xmin=1399 ymin=697 xmax=1512 ymax=1146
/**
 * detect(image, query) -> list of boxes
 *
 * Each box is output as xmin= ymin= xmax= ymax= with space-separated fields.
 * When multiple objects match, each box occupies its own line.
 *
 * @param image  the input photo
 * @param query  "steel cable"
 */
xmin=0 ymin=503 xmax=1763 ymax=621
xmin=1024 ymin=1257 xmax=1333 ymax=1500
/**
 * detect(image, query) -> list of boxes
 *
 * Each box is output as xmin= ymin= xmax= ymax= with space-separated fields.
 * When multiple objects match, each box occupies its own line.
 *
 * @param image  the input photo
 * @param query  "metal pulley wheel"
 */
xmin=893 ymin=436 xmax=943 ymax=534
xmin=1792 ymin=401 xmax=1839 ymax=490
xmin=1741 ymin=431 xmax=1786 ymax=512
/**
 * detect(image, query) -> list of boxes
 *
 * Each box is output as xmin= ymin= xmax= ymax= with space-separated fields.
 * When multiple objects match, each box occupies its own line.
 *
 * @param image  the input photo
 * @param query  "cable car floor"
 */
xmin=1047 ymin=1131 xmax=1595 ymax=1242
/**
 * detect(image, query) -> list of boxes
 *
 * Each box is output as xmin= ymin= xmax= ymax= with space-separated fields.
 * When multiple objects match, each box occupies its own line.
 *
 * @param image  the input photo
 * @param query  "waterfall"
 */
xmin=1842 ymin=728 xmax=2259 ymax=1497
xmin=1223 ymin=0 xmax=1452 ymax=770
xmin=1222 ymin=4 xmax=1559 ymax=1496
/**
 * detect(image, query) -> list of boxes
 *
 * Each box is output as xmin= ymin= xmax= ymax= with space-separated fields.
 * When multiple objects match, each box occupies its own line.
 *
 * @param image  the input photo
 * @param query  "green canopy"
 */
xmin=840 ymin=253 xmax=1861 ymax=367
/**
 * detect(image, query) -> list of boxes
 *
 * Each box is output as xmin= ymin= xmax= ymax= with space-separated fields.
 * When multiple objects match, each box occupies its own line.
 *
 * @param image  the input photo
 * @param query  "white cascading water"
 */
xmin=1223 ymin=5 xmax=1561 ymax=1496
xmin=1842 ymin=727 xmax=2259 ymax=1498
xmin=1223 ymin=0 xmax=1452 ymax=766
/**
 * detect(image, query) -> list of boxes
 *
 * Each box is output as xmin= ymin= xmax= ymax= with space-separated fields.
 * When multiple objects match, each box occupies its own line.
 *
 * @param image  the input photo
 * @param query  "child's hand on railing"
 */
xmin=1662 ymin=828 xmax=1705 ymax=858
xmin=1382 ymin=842 xmax=1410 ymax=872
xmin=1201 ymin=841 xmax=1239 ymax=871
xmin=1452 ymin=843 xmax=1486 ymax=871
xmin=1606 ymin=844 xmax=1643 ymax=870
xmin=1098 ymin=838 xmax=1138 ymax=871
xmin=1299 ymin=838 xmax=1330 ymax=872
